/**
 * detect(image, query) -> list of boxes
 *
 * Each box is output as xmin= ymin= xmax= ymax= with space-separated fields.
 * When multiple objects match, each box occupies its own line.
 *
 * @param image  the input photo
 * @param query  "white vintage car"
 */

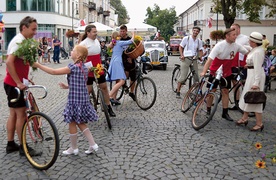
xmin=141 ymin=40 xmax=168 ymax=70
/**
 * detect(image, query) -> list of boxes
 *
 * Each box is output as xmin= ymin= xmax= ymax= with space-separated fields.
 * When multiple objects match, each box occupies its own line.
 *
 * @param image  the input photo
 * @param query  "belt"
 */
xmin=247 ymin=66 xmax=254 ymax=69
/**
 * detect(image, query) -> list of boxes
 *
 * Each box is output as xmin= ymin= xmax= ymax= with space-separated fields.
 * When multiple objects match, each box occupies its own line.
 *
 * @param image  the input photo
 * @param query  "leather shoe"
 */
xmin=107 ymin=105 xmax=116 ymax=117
xmin=228 ymin=105 xmax=238 ymax=110
xmin=110 ymin=98 xmax=121 ymax=106
xmin=222 ymin=113 xmax=233 ymax=121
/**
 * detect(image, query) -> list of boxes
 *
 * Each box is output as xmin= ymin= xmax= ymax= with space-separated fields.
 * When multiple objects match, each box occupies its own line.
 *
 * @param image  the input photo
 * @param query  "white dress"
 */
xmin=239 ymin=46 xmax=265 ymax=113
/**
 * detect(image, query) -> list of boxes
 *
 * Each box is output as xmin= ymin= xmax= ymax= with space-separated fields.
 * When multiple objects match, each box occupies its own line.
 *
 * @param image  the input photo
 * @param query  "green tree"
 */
xmin=212 ymin=0 xmax=276 ymax=28
xmin=110 ymin=0 xmax=128 ymax=25
xmin=144 ymin=4 xmax=178 ymax=42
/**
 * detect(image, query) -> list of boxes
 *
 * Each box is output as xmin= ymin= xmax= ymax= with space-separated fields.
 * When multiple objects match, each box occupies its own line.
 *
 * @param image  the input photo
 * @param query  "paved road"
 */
xmin=0 ymin=56 xmax=276 ymax=179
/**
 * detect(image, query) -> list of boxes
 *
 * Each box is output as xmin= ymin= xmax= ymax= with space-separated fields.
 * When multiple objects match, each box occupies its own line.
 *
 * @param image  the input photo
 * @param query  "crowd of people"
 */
xmin=177 ymin=24 xmax=275 ymax=132
xmin=2 ymin=15 xmax=276 ymax=158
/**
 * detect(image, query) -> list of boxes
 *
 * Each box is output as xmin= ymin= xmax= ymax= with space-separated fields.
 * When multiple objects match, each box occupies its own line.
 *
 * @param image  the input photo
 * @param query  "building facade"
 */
xmin=175 ymin=0 xmax=276 ymax=46
xmin=0 ymin=0 xmax=116 ymax=51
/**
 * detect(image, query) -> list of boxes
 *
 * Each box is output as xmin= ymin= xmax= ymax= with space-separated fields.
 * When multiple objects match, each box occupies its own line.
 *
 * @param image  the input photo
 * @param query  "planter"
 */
xmin=66 ymin=30 xmax=79 ymax=38
xmin=210 ymin=30 xmax=224 ymax=41
xmin=125 ymin=41 xmax=144 ymax=59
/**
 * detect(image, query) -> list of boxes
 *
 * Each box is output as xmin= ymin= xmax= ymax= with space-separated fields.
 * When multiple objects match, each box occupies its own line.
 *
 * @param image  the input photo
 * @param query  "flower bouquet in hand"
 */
xmin=13 ymin=38 xmax=39 ymax=71
xmin=90 ymin=63 xmax=105 ymax=78
xmin=125 ymin=35 xmax=144 ymax=59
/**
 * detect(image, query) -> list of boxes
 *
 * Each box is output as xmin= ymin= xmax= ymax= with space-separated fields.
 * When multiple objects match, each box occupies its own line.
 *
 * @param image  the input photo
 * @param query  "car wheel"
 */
xmin=163 ymin=64 xmax=167 ymax=70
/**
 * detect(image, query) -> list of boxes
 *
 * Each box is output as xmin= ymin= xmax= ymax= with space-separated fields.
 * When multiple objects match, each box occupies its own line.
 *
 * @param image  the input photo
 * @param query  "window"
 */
xmin=21 ymin=0 xmax=55 ymax=12
xmin=6 ymin=0 xmax=16 ymax=11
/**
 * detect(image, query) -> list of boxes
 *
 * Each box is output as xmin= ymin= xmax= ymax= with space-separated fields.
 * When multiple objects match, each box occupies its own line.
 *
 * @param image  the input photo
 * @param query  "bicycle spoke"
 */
xmin=135 ymin=77 xmax=157 ymax=110
xmin=22 ymin=112 xmax=59 ymax=170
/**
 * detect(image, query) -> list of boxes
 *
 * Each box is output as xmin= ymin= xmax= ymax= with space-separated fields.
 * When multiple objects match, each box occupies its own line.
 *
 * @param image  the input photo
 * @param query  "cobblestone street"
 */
xmin=0 ymin=56 xmax=276 ymax=180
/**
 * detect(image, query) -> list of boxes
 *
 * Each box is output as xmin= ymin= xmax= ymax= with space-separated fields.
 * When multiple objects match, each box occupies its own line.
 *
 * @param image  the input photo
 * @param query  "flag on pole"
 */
xmin=80 ymin=19 xmax=86 ymax=26
xmin=206 ymin=17 xmax=213 ymax=28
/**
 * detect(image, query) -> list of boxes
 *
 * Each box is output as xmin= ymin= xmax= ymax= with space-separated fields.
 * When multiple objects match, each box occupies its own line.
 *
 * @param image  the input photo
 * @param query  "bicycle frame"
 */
xmin=13 ymin=85 xmax=47 ymax=142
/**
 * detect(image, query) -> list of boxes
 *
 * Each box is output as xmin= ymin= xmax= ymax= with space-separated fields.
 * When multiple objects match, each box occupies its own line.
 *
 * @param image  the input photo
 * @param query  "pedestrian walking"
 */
xmin=52 ymin=35 xmax=61 ymax=64
xmin=33 ymin=45 xmax=99 ymax=155
xmin=236 ymin=32 xmax=266 ymax=131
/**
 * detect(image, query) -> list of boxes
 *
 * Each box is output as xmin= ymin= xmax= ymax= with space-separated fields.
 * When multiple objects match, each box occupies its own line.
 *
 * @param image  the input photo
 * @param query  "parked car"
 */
xmin=141 ymin=40 xmax=168 ymax=70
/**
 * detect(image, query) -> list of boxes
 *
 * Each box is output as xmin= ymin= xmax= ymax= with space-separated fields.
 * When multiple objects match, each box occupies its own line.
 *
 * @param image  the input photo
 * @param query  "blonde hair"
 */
xmin=74 ymin=45 xmax=88 ymax=62
xmin=111 ymin=31 xmax=119 ymax=40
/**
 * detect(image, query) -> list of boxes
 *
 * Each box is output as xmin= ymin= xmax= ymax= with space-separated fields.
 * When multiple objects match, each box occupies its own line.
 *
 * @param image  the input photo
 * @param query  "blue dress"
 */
xmin=106 ymin=39 xmax=133 ymax=81
xmin=63 ymin=63 xmax=98 ymax=124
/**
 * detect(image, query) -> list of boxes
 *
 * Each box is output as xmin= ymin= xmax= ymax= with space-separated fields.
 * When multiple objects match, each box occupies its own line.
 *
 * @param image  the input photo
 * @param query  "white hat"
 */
xmin=249 ymin=32 xmax=263 ymax=44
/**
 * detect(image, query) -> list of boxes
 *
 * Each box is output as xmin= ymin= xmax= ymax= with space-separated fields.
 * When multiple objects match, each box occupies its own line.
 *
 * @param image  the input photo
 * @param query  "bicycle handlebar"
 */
xmin=10 ymin=85 xmax=48 ymax=103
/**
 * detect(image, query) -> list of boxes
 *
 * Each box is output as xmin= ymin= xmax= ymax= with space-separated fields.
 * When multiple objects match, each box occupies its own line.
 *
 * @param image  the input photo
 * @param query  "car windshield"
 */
xmin=145 ymin=43 xmax=165 ymax=49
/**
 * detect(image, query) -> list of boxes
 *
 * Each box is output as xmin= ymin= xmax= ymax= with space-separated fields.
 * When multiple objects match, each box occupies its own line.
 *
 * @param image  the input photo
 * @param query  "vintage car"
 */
xmin=141 ymin=40 xmax=168 ymax=70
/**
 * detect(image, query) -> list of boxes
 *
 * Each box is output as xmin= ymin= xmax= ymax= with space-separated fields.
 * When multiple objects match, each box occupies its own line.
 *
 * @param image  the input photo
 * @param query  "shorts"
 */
xmin=123 ymin=59 xmax=136 ymax=71
xmin=207 ymin=75 xmax=232 ymax=89
xmin=4 ymin=83 xmax=26 ymax=108
xmin=87 ymin=74 xmax=106 ymax=85
xmin=128 ymin=68 xmax=136 ymax=81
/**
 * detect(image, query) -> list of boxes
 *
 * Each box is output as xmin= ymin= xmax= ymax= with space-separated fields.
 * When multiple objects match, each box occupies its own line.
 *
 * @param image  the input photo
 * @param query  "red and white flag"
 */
xmin=80 ymin=19 xmax=86 ymax=26
xmin=206 ymin=17 xmax=212 ymax=28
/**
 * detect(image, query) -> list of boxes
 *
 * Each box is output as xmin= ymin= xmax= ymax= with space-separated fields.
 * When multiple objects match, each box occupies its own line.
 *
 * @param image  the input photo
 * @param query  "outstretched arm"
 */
xmin=33 ymin=62 xmax=70 ymax=75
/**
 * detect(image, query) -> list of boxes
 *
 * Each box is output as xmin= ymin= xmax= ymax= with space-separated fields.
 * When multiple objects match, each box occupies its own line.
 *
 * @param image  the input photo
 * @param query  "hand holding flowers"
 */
xmin=13 ymin=38 xmax=39 ymax=71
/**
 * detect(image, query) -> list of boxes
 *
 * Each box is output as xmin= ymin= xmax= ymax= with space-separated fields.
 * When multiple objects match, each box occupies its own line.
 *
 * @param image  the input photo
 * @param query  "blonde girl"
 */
xmin=33 ymin=45 xmax=99 ymax=155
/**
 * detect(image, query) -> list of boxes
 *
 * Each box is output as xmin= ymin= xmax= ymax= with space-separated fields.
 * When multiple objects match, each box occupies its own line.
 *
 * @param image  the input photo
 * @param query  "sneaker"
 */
xmin=85 ymin=144 xmax=99 ymax=154
xmin=110 ymin=98 xmax=121 ymax=106
xmin=62 ymin=147 xmax=79 ymax=155
xmin=6 ymin=142 xmax=20 ymax=154
xmin=129 ymin=93 xmax=136 ymax=101
xmin=19 ymin=145 xmax=42 ymax=157
xmin=176 ymin=92 xmax=181 ymax=98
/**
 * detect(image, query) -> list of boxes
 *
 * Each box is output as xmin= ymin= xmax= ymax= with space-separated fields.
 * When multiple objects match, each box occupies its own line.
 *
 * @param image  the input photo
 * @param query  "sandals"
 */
xmin=250 ymin=124 xmax=264 ymax=132
xmin=235 ymin=118 xmax=248 ymax=126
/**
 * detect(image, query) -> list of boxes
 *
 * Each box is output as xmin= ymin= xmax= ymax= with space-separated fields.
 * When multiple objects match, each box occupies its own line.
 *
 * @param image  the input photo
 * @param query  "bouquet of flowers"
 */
xmin=90 ymin=63 xmax=105 ymax=78
xmin=125 ymin=35 xmax=143 ymax=53
xmin=13 ymin=38 xmax=39 ymax=71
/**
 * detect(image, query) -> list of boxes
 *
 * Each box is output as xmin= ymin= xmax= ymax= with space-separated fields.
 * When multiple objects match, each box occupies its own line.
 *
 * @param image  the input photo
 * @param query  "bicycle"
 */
xmin=181 ymin=66 xmax=223 ymax=130
xmin=110 ymin=59 xmax=157 ymax=110
xmin=12 ymin=85 xmax=59 ymax=170
xmin=89 ymin=66 xmax=112 ymax=130
xmin=171 ymin=57 xmax=199 ymax=93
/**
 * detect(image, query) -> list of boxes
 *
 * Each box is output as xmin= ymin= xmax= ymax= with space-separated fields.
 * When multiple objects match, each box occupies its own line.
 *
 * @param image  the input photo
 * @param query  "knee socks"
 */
xmin=69 ymin=133 xmax=78 ymax=149
xmin=82 ymin=128 xmax=96 ymax=146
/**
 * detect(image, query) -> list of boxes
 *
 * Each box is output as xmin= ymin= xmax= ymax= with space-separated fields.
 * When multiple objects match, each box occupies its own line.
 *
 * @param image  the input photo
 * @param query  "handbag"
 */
xmin=244 ymin=90 xmax=267 ymax=104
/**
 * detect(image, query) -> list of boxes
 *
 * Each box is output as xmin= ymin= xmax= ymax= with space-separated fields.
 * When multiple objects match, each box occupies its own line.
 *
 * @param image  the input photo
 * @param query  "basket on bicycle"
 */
xmin=125 ymin=41 xmax=144 ymax=59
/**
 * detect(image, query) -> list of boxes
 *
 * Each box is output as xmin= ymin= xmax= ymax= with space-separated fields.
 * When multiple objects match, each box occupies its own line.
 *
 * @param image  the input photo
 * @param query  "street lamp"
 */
xmin=210 ymin=6 xmax=219 ymax=43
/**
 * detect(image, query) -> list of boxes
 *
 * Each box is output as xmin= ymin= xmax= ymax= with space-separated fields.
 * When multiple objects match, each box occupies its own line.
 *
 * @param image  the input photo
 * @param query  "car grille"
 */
xmin=151 ymin=50 xmax=159 ymax=62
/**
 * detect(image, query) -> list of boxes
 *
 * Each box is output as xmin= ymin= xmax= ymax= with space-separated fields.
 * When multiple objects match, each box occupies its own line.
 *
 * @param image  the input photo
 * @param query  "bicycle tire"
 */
xmin=109 ymin=81 xmax=124 ymax=101
xmin=181 ymin=82 xmax=200 ymax=113
xmin=98 ymin=89 xmax=112 ymax=129
xmin=192 ymin=92 xmax=218 ymax=130
xmin=171 ymin=66 xmax=180 ymax=93
xmin=22 ymin=112 xmax=59 ymax=170
xmin=135 ymin=77 xmax=157 ymax=110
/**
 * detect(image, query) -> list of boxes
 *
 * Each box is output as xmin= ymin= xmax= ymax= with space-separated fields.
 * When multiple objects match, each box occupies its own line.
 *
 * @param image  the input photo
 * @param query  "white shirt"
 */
xmin=180 ymin=35 xmax=203 ymax=56
xmin=79 ymin=38 xmax=101 ymax=55
xmin=209 ymin=40 xmax=248 ymax=60
xmin=7 ymin=33 xmax=25 ymax=55
xmin=236 ymin=34 xmax=250 ymax=60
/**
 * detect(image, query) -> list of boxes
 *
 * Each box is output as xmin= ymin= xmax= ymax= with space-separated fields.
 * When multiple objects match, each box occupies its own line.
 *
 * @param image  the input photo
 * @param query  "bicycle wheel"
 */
xmin=135 ymin=77 xmax=157 ymax=110
xmin=109 ymin=81 xmax=124 ymax=101
xmin=98 ymin=89 xmax=112 ymax=129
xmin=192 ymin=92 xmax=218 ymax=130
xmin=171 ymin=66 xmax=180 ymax=92
xmin=22 ymin=112 xmax=59 ymax=170
xmin=181 ymin=82 xmax=200 ymax=113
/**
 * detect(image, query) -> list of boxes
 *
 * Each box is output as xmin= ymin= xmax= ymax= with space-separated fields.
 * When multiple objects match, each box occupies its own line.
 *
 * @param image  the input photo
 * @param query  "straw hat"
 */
xmin=249 ymin=32 xmax=263 ymax=44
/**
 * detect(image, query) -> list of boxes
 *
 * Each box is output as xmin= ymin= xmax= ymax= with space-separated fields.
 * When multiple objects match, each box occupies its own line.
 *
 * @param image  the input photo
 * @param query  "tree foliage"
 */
xmin=110 ymin=0 xmax=128 ymax=25
xmin=144 ymin=4 xmax=178 ymax=42
xmin=212 ymin=0 xmax=276 ymax=28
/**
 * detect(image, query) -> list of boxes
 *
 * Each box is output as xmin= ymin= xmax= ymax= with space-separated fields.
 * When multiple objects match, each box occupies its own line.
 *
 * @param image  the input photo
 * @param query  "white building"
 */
xmin=0 ymin=0 xmax=117 ymax=51
xmin=175 ymin=0 xmax=276 ymax=46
